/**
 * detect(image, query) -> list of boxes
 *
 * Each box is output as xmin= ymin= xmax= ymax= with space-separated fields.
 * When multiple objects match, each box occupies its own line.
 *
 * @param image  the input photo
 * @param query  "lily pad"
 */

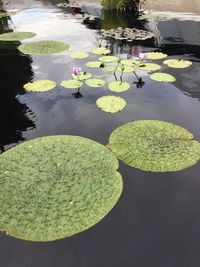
xmin=99 ymin=56 xmax=119 ymax=63
xmin=150 ymin=72 xmax=176 ymax=82
xmin=96 ymin=96 xmax=126 ymax=113
xmin=86 ymin=61 xmax=102 ymax=68
xmin=139 ymin=63 xmax=161 ymax=71
xmin=163 ymin=59 xmax=192 ymax=68
xmin=108 ymin=120 xmax=200 ymax=172
xmin=61 ymin=80 xmax=83 ymax=89
xmin=117 ymin=66 xmax=135 ymax=73
xmin=73 ymin=72 xmax=92 ymax=81
xmin=70 ymin=52 xmax=89 ymax=59
xmin=0 ymin=31 xmax=36 ymax=41
xmin=23 ymin=80 xmax=56 ymax=92
xmin=120 ymin=59 xmax=140 ymax=67
xmin=108 ymin=81 xmax=130 ymax=92
xmin=92 ymin=47 xmax=111 ymax=55
xmin=145 ymin=52 xmax=167 ymax=60
xmin=102 ymin=66 xmax=116 ymax=72
xmin=85 ymin=79 xmax=105 ymax=88
xmin=0 ymin=135 xmax=122 ymax=241
xmin=18 ymin=40 xmax=70 ymax=55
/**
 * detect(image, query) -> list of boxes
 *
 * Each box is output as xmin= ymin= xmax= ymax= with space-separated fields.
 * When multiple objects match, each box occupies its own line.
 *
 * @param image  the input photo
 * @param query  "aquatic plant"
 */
xmin=85 ymin=79 xmax=106 ymax=88
xmin=99 ymin=56 xmax=119 ymax=63
xmin=101 ymin=0 xmax=145 ymax=14
xmin=108 ymin=81 xmax=130 ymax=92
xmin=145 ymin=52 xmax=168 ymax=60
xmin=70 ymin=51 xmax=89 ymax=59
xmin=0 ymin=31 xmax=36 ymax=41
xmin=61 ymin=79 xmax=83 ymax=89
xmin=92 ymin=47 xmax=111 ymax=55
xmin=23 ymin=80 xmax=56 ymax=92
xmin=150 ymin=72 xmax=176 ymax=82
xmin=163 ymin=59 xmax=192 ymax=69
xmin=139 ymin=63 xmax=161 ymax=71
xmin=73 ymin=72 xmax=92 ymax=81
xmin=0 ymin=135 xmax=122 ymax=241
xmin=86 ymin=61 xmax=102 ymax=68
xmin=96 ymin=95 xmax=126 ymax=113
xmin=108 ymin=120 xmax=200 ymax=172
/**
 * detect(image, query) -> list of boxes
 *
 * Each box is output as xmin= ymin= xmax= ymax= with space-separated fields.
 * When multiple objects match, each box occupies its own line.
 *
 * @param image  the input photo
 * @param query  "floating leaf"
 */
xmin=108 ymin=120 xmax=200 ymax=172
xmin=96 ymin=96 xmax=126 ymax=113
xmin=145 ymin=52 xmax=167 ymax=60
xmin=108 ymin=81 xmax=130 ymax=92
xmin=73 ymin=72 xmax=92 ymax=81
xmin=102 ymin=66 xmax=116 ymax=72
xmin=85 ymin=79 xmax=105 ymax=88
xmin=117 ymin=66 xmax=135 ymax=72
xmin=0 ymin=136 xmax=122 ymax=241
xmin=0 ymin=31 xmax=36 ymax=41
xmin=61 ymin=80 xmax=83 ymax=89
xmin=86 ymin=61 xmax=102 ymax=68
xmin=92 ymin=47 xmax=111 ymax=55
xmin=99 ymin=56 xmax=119 ymax=63
xmin=18 ymin=40 xmax=70 ymax=55
xmin=163 ymin=59 xmax=192 ymax=68
xmin=23 ymin=80 xmax=56 ymax=92
xmin=139 ymin=63 xmax=161 ymax=71
xmin=150 ymin=72 xmax=176 ymax=82
xmin=70 ymin=52 xmax=89 ymax=59
xmin=120 ymin=59 xmax=140 ymax=66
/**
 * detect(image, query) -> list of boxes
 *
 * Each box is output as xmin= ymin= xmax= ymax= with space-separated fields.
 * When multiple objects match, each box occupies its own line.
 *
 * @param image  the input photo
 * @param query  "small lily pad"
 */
xmin=117 ymin=66 xmax=135 ymax=73
xmin=163 ymin=59 xmax=192 ymax=68
xmin=18 ymin=40 xmax=70 ymax=55
xmin=120 ymin=59 xmax=140 ymax=67
xmin=23 ymin=80 xmax=56 ymax=92
xmin=99 ymin=56 xmax=119 ymax=63
xmin=86 ymin=61 xmax=102 ymax=68
xmin=139 ymin=63 xmax=161 ymax=71
xmin=73 ymin=72 xmax=92 ymax=81
xmin=70 ymin=52 xmax=89 ymax=59
xmin=145 ymin=52 xmax=167 ymax=60
xmin=150 ymin=72 xmax=176 ymax=82
xmin=92 ymin=47 xmax=111 ymax=55
xmin=0 ymin=32 xmax=36 ymax=41
xmin=85 ymin=79 xmax=105 ymax=88
xmin=102 ymin=66 xmax=116 ymax=72
xmin=108 ymin=81 xmax=130 ymax=92
xmin=0 ymin=136 xmax=122 ymax=241
xmin=96 ymin=96 xmax=126 ymax=113
xmin=61 ymin=80 xmax=83 ymax=89
xmin=108 ymin=120 xmax=200 ymax=172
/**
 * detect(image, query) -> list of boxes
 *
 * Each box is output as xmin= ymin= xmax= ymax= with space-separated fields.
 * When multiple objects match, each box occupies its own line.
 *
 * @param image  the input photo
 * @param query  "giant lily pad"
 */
xmin=23 ymin=80 xmax=56 ymax=92
xmin=150 ymin=72 xmax=176 ymax=82
xmin=92 ymin=47 xmax=111 ymax=55
xmin=0 ymin=136 xmax=122 ymax=241
xmin=108 ymin=81 xmax=130 ymax=92
xmin=145 ymin=52 xmax=167 ymax=60
xmin=0 ymin=31 xmax=36 ymax=41
xmin=61 ymin=80 xmax=83 ymax=89
xmin=108 ymin=120 xmax=200 ymax=172
xmin=163 ymin=59 xmax=192 ymax=68
xmin=73 ymin=72 xmax=92 ymax=81
xmin=139 ymin=63 xmax=161 ymax=71
xmin=86 ymin=61 xmax=102 ymax=68
xmin=99 ymin=56 xmax=119 ymax=63
xmin=85 ymin=79 xmax=105 ymax=88
xmin=70 ymin=52 xmax=89 ymax=59
xmin=18 ymin=40 xmax=69 ymax=55
xmin=96 ymin=96 xmax=126 ymax=113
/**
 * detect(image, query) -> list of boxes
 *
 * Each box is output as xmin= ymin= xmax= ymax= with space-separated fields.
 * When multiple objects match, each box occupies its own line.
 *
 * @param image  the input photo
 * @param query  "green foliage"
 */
xmin=61 ymin=80 xmax=83 ymax=89
xmin=0 ymin=136 xmax=122 ymax=241
xmin=96 ymin=95 xmax=126 ymax=113
xmin=23 ymin=80 xmax=56 ymax=92
xmin=150 ymin=72 xmax=176 ymax=82
xmin=0 ymin=31 xmax=36 ymax=41
xmin=70 ymin=52 xmax=89 ymax=59
xmin=101 ymin=0 xmax=144 ymax=13
xmin=85 ymin=79 xmax=106 ymax=88
xmin=163 ymin=59 xmax=192 ymax=69
xmin=108 ymin=81 xmax=130 ymax=92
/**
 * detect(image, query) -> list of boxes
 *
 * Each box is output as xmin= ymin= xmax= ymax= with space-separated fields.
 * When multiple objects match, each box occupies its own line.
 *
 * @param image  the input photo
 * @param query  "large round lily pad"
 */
xmin=70 ymin=52 xmax=89 ymax=59
xmin=0 ymin=32 xmax=36 ymax=41
xmin=92 ymin=47 xmax=111 ymax=55
xmin=150 ymin=72 xmax=176 ymax=82
xmin=61 ymin=80 xmax=83 ymax=89
xmin=108 ymin=81 xmax=130 ymax=92
xmin=108 ymin=120 xmax=200 ymax=172
xmin=96 ymin=96 xmax=126 ymax=113
xmin=85 ymin=79 xmax=105 ymax=88
xmin=145 ymin=52 xmax=167 ymax=60
xmin=23 ymin=80 xmax=56 ymax=92
xmin=99 ymin=56 xmax=119 ymax=63
xmin=18 ymin=40 xmax=70 ymax=55
xmin=0 ymin=136 xmax=122 ymax=241
xmin=163 ymin=59 xmax=192 ymax=68
xmin=139 ymin=63 xmax=161 ymax=71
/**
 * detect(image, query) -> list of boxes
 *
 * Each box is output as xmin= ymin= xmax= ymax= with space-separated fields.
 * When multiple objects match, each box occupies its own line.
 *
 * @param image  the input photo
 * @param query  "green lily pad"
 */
xmin=108 ymin=81 xmax=130 ymax=92
xmin=61 ymin=80 xmax=83 ymax=89
xmin=0 ymin=135 xmax=122 ymax=241
xmin=102 ymin=66 xmax=116 ymax=72
xmin=139 ymin=63 xmax=161 ymax=71
xmin=86 ymin=61 xmax=102 ymax=68
xmin=120 ymin=59 xmax=140 ymax=67
xmin=18 ymin=40 xmax=70 ymax=55
xmin=0 ymin=32 xmax=36 ymax=41
xmin=150 ymin=72 xmax=176 ymax=82
xmin=23 ymin=80 xmax=56 ymax=92
xmin=145 ymin=52 xmax=168 ymax=60
xmin=85 ymin=79 xmax=105 ymax=88
xmin=99 ymin=56 xmax=119 ymax=63
xmin=73 ymin=72 xmax=92 ymax=81
xmin=70 ymin=52 xmax=89 ymax=59
xmin=108 ymin=120 xmax=200 ymax=172
xmin=163 ymin=59 xmax=192 ymax=68
xmin=117 ymin=66 xmax=135 ymax=72
xmin=96 ymin=96 xmax=126 ymax=113
xmin=92 ymin=47 xmax=111 ymax=55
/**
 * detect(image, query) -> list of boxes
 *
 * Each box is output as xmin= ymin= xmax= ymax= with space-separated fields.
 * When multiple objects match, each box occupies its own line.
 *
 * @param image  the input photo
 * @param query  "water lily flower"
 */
xmin=72 ymin=66 xmax=81 ymax=76
xmin=138 ymin=52 xmax=147 ymax=62
xmin=131 ymin=46 xmax=140 ymax=57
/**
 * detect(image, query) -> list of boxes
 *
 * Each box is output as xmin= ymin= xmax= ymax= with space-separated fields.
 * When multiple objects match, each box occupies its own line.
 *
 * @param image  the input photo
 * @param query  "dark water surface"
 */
xmin=1 ymin=1 xmax=200 ymax=266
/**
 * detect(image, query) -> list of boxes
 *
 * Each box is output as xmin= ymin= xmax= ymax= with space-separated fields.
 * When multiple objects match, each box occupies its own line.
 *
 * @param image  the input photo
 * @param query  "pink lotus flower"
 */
xmin=72 ymin=66 xmax=81 ymax=76
xmin=138 ymin=52 xmax=147 ymax=62
xmin=132 ymin=46 xmax=140 ymax=57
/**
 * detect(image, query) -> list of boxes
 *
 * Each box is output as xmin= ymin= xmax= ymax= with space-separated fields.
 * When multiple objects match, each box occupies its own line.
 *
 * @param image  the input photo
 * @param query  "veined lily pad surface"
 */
xmin=108 ymin=81 xmax=130 ymax=92
xmin=0 ymin=32 xmax=36 ymax=41
xmin=70 ymin=52 xmax=89 ymax=59
xmin=61 ymin=80 xmax=83 ymax=89
xmin=108 ymin=120 xmax=200 ymax=172
xmin=86 ymin=61 xmax=102 ymax=68
xmin=73 ymin=72 xmax=92 ymax=81
xmin=163 ymin=59 xmax=192 ymax=68
xmin=23 ymin=80 xmax=56 ymax=92
xmin=92 ymin=47 xmax=111 ymax=55
xmin=145 ymin=52 xmax=168 ymax=60
xmin=99 ymin=56 xmax=119 ymax=63
xmin=139 ymin=63 xmax=161 ymax=72
xmin=0 ymin=136 xmax=123 ymax=241
xmin=18 ymin=40 xmax=70 ymax=55
xmin=150 ymin=72 xmax=176 ymax=82
xmin=85 ymin=79 xmax=105 ymax=88
xmin=96 ymin=96 xmax=126 ymax=113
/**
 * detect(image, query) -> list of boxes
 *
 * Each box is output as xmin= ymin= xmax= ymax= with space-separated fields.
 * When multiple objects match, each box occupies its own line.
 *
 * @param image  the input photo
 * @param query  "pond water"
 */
xmin=1 ymin=0 xmax=200 ymax=266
